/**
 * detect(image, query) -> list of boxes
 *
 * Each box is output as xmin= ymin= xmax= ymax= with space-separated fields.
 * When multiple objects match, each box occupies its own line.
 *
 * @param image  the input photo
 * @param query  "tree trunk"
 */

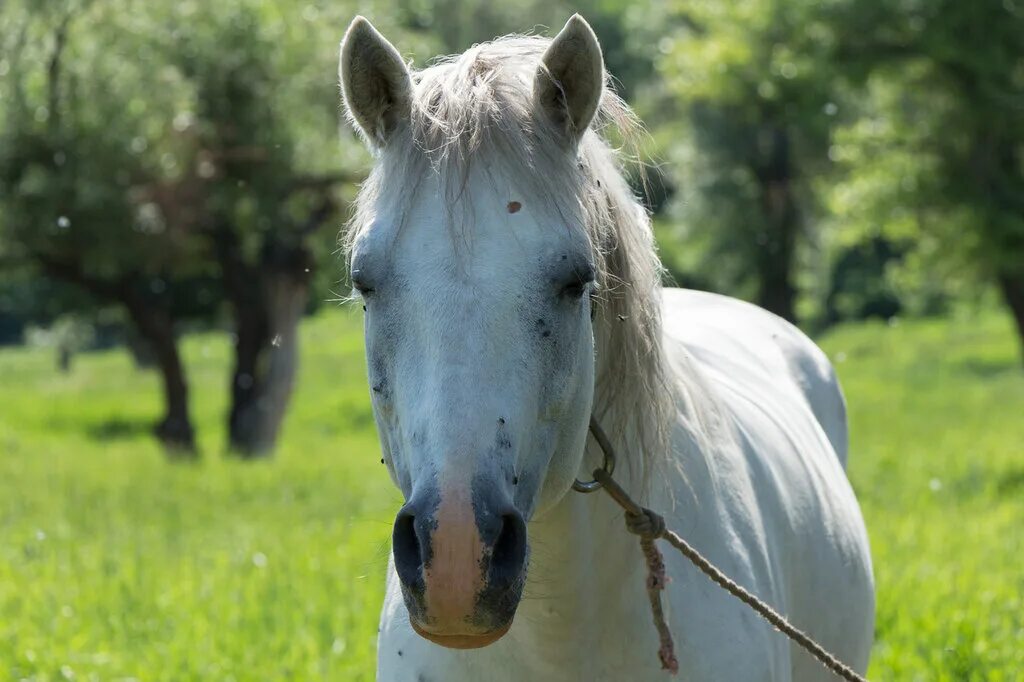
xmin=212 ymin=191 xmax=333 ymax=456
xmin=218 ymin=229 xmax=311 ymax=457
xmin=57 ymin=345 xmax=72 ymax=373
xmin=756 ymin=178 xmax=799 ymax=323
xmin=36 ymin=257 xmax=196 ymax=454
xmin=754 ymin=126 xmax=799 ymax=323
xmin=125 ymin=300 xmax=196 ymax=454
xmin=227 ymin=302 xmax=269 ymax=454
xmin=996 ymin=271 xmax=1024 ymax=366
xmin=230 ymin=271 xmax=308 ymax=456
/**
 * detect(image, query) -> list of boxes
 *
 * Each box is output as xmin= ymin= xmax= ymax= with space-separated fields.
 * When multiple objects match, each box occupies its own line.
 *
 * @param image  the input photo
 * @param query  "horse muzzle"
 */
xmin=392 ymin=485 xmax=528 ymax=648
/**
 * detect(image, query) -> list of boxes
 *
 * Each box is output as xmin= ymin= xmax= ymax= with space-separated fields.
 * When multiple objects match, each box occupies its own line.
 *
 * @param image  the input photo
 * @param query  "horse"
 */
xmin=338 ymin=14 xmax=874 ymax=681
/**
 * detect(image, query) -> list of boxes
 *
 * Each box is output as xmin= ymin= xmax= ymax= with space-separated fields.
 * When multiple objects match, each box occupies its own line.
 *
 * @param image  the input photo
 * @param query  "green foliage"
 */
xmin=651 ymin=0 xmax=845 ymax=317
xmin=1 ymin=307 xmax=1022 ymax=679
xmin=823 ymin=0 xmax=1024 ymax=306
xmin=0 ymin=0 xmax=219 ymax=328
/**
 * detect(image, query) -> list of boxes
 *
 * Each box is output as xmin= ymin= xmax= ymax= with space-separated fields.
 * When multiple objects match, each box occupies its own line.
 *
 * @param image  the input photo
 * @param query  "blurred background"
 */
xmin=0 ymin=0 xmax=1021 ymax=679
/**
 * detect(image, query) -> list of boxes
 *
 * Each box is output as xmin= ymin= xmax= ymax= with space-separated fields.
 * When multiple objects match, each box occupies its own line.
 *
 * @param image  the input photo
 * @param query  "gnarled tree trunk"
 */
xmin=230 ymin=269 xmax=308 ymax=455
xmin=997 ymin=272 xmax=1024 ymax=367
xmin=218 ymin=227 xmax=312 ymax=457
xmin=125 ymin=297 xmax=196 ymax=454
xmin=38 ymin=257 xmax=196 ymax=454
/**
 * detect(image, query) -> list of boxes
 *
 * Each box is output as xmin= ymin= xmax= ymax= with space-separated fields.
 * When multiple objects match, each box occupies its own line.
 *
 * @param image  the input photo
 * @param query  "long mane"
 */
xmin=344 ymin=36 xmax=675 ymax=485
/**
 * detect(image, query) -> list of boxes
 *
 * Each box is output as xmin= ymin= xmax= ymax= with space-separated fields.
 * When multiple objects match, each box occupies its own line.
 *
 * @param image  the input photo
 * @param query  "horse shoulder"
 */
xmin=659 ymin=288 xmax=848 ymax=467
xmin=658 ymin=287 xmax=874 ymax=677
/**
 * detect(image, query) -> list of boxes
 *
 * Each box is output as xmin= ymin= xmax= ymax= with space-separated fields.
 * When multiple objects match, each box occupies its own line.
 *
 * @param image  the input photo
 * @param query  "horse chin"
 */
xmin=410 ymin=619 xmax=512 ymax=649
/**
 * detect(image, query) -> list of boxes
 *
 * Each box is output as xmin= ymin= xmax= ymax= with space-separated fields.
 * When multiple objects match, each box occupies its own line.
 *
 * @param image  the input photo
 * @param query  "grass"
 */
xmin=0 ymin=306 xmax=1022 ymax=680
xmin=819 ymin=311 xmax=1024 ymax=681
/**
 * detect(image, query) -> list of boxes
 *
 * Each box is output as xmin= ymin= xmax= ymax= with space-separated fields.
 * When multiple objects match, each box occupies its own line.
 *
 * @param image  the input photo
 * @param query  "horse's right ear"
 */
xmin=533 ymin=14 xmax=605 ymax=145
xmin=339 ymin=17 xmax=413 ymax=148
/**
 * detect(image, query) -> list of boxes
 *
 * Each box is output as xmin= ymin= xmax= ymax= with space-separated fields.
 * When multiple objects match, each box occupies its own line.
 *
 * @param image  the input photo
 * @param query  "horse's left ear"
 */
xmin=534 ymin=14 xmax=605 ymax=144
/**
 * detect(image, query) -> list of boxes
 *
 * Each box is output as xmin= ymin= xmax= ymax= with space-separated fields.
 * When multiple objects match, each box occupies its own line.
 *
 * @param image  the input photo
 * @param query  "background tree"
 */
xmin=0 ymin=1 xmax=213 ymax=451
xmin=150 ymin=3 xmax=369 ymax=456
xmin=823 ymin=0 xmax=1024 ymax=359
xmin=3 ymin=0 xmax=1022 ymax=469
xmin=653 ymin=0 xmax=845 ymax=322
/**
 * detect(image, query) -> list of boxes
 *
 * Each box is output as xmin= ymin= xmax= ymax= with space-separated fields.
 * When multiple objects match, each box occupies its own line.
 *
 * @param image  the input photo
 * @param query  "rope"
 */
xmin=590 ymin=468 xmax=869 ymax=682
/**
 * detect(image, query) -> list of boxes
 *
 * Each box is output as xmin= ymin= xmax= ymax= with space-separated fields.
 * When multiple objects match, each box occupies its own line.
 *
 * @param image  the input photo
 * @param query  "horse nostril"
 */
xmin=488 ymin=512 xmax=527 ymax=590
xmin=393 ymin=510 xmax=424 ymax=587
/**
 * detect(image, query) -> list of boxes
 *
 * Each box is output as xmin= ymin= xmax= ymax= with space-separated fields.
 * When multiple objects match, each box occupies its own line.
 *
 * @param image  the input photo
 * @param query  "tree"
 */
xmin=0 ymin=1 xmax=210 ymax=452
xmin=654 ymin=0 xmax=843 ymax=322
xmin=153 ymin=4 xmax=359 ymax=456
xmin=823 ymin=0 xmax=1024 ymax=361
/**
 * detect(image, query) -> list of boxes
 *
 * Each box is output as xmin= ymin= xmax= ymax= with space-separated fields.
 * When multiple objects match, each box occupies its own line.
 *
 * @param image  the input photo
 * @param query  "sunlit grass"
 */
xmin=0 ymin=306 xmax=1022 ymax=679
xmin=0 ymin=309 xmax=397 ymax=680
xmin=821 ymin=311 xmax=1024 ymax=681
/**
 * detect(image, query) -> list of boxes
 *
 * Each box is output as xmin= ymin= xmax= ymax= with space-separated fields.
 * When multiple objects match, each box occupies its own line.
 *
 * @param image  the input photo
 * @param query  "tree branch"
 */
xmin=46 ymin=12 xmax=73 ymax=134
xmin=33 ymin=252 xmax=128 ymax=303
xmin=295 ymin=195 xmax=338 ymax=239
xmin=287 ymin=171 xmax=366 ymax=195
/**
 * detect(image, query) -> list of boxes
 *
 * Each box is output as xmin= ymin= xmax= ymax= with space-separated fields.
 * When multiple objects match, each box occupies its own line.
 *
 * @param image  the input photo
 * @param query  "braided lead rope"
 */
xmin=589 ymin=467 xmax=869 ymax=682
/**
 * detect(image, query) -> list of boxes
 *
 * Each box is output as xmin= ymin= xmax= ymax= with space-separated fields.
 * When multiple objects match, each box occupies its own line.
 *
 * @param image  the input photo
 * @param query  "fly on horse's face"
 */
xmin=341 ymin=16 xmax=606 ymax=649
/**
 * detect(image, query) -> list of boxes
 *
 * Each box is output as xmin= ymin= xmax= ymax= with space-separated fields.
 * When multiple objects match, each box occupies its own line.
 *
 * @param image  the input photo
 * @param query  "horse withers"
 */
xmin=339 ymin=14 xmax=874 ymax=681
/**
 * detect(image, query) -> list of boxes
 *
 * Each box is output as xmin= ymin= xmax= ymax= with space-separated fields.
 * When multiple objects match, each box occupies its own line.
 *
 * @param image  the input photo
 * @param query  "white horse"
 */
xmin=339 ymin=14 xmax=874 ymax=681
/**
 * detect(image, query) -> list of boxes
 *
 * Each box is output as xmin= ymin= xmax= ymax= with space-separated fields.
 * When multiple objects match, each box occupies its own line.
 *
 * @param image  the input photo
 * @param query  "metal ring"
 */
xmin=573 ymin=416 xmax=616 ymax=493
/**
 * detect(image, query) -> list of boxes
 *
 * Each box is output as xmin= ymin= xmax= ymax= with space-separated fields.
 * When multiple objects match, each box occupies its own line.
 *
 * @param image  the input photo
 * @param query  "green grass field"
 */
xmin=1 ymin=307 xmax=1022 ymax=680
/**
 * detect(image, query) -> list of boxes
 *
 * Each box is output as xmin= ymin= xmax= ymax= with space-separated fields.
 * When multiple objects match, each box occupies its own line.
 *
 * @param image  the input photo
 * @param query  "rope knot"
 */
xmin=582 ymin=418 xmax=869 ymax=682
xmin=624 ymin=507 xmax=666 ymax=539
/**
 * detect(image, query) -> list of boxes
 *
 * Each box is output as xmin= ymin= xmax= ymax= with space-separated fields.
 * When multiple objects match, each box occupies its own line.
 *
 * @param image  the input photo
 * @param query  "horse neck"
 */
xmin=515 ymin=315 xmax=717 ymax=659
xmin=518 ymin=386 xmax=675 ymax=654
xmin=520 ymin=475 xmax=647 ymax=651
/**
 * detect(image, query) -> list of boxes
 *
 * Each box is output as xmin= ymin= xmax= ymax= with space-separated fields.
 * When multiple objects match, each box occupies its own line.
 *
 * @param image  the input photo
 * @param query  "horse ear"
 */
xmin=339 ymin=17 xmax=413 ymax=148
xmin=534 ymin=14 xmax=605 ymax=143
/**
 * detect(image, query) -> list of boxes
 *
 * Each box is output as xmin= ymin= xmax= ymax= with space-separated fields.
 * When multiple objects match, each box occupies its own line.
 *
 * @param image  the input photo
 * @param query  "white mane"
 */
xmin=344 ymin=36 xmax=675 ymax=483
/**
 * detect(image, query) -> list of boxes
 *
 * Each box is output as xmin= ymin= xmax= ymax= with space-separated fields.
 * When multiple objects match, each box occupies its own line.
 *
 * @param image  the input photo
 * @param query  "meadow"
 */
xmin=1 ymin=306 xmax=1022 ymax=681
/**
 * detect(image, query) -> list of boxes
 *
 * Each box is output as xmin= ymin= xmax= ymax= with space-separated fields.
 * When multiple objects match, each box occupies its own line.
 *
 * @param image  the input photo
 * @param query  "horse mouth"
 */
xmin=410 ymin=619 xmax=512 ymax=649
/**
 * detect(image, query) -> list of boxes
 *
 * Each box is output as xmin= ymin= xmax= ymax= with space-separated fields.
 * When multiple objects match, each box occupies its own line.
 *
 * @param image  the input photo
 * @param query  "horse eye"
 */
xmin=352 ymin=279 xmax=375 ymax=296
xmin=561 ymin=280 xmax=589 ymax=299
xmin=560 ymin=267 xmax=595 ymax=299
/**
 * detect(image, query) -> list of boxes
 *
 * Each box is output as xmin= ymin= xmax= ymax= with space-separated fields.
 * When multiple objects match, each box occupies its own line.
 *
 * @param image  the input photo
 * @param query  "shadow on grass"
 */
xmin=958 ymin=357 xmax=1016 ymax=378
xmin=85 ymin=417 xmax=152 ymax=441
xmin=996 ymin=467 xmax=1024 ymax=498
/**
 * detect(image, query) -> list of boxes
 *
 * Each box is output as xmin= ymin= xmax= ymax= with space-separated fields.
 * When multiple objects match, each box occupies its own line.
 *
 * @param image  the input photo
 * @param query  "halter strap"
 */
xmin=572 ymin=416 xmax=616 ymax=493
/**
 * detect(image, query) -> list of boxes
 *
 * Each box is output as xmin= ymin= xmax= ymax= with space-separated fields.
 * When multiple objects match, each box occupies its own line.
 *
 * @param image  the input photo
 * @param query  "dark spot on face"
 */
xmin=370 ymin=355 xmax=389 ymax=398
xmin=536 ymin=318 xmax=545 ymax=326
xmin=512 ymin=475 xmax=519 ymax=485
xmin=561 ymin=254 xmax=567 ymax=261
xmin=507 ymin=200 xmax=522 ymax=214
xmin=495 ymin=420 xmax=512 ymax=451
xmin=397 ymin=650 xmax=403 ymax=657
xmin=541 ymin=330 xmax=551 ymax=338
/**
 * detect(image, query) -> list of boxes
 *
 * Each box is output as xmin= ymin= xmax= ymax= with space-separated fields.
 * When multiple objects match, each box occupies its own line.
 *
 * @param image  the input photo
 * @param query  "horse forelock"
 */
xmin=343 ymin=35 xmax=676 ymax=490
